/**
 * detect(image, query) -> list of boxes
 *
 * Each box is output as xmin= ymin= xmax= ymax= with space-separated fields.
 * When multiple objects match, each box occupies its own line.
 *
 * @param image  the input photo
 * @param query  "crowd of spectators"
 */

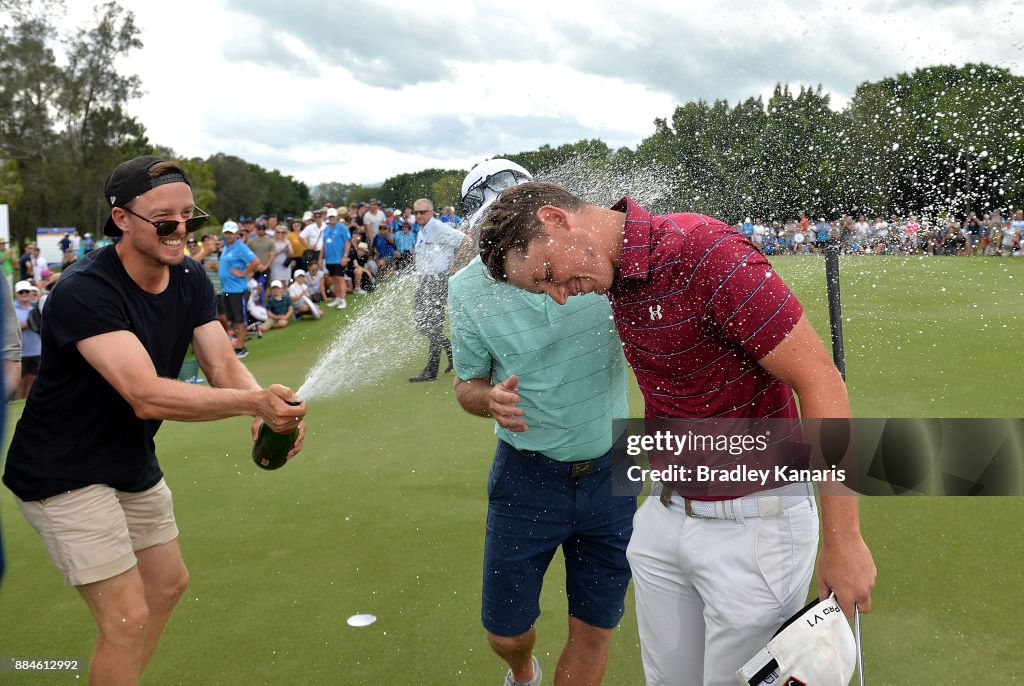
xmin=740 ymin=210 xmax=1024 ymax=257
xmin=7 ymin=199 xmax=1019 ymax=391
xmin=185 ymin=199 xmax=444 ymax=358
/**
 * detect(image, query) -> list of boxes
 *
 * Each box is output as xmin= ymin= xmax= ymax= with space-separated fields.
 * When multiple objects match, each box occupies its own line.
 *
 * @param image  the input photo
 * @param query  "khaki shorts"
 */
xmin=16 ymin=478 xmax=179 ymax=587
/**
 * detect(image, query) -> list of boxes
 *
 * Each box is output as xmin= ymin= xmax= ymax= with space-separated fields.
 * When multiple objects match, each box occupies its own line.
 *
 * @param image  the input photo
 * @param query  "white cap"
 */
xmin=462 ymin=158 xmax=532 ymax=230
xmin=269 ymin=280 xmax=283 ymax=289
xmin=293 ymin=269 xmax=306 ymax=277
xmin=461 ymin=158 xmax=531 ymax=200
xmin=222 ymin=221 xmax=239 ymax=233
xmin=737 ymin=595 xmax=856 ymax=686
xmin=14 ymin=280 xmax=32 ymax=292
xmin=326 ymin=208 xmax=339 ymax=218
xmin=302 ymin=211 xmax=314 ymax=221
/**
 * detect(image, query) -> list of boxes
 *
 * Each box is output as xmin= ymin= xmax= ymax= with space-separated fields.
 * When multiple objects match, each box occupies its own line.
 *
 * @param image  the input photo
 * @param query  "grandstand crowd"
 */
xmin=5 ymin=200 xmax=1022 ymax=398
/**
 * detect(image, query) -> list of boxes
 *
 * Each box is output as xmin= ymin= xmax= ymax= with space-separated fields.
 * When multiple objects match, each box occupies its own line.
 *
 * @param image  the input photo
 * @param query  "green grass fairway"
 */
xmin=1 ymin=255 xmax=1022 ymax=684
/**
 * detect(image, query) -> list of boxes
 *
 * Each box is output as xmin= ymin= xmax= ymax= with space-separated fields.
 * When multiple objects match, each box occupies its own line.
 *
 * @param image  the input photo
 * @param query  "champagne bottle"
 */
xmin=252 ymin=400 xmax=302 ymax=470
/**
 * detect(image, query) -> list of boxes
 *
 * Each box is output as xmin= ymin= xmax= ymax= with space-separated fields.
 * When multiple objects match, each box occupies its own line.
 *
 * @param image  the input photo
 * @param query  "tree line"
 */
xmin=0 ymin=1 xmax=310 ymax=245
xmin=371 ymin=64 xmax=1024 ymax=223
xmin=2 ymin=1 xmax=1021 ymax=246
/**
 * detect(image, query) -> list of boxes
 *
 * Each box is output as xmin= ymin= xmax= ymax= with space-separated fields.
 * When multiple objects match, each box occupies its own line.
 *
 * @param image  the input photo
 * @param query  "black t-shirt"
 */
xmin=3 ymin=246 xmax=217 ymax=501
xmin=18 ymin=253 xmax=32 ymax=280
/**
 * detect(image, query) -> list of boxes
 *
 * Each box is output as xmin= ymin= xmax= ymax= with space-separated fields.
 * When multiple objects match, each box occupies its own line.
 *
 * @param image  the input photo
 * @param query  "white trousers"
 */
xmin=627 ymin=494 xmax=818 ymax=686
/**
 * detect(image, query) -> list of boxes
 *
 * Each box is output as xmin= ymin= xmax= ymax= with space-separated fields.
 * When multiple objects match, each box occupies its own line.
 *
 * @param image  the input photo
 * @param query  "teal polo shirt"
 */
xmin=449 ymin=257 xmax=628 ymax=462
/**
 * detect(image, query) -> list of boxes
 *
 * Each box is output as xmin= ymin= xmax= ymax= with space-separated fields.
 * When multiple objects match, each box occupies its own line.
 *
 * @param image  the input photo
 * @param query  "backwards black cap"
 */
xmin=103 ymin=155 xmax=192 ymax=237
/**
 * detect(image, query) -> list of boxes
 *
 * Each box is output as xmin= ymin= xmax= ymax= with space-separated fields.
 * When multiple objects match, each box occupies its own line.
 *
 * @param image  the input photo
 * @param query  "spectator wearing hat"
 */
xmin=300 ymin=210 xmax=326 ymax=266
xmin=372 ymin=222 xmax=398 ymax=277
xmin=1 ymin=276 xmax=20 ymax=400
xmin=218 ymin=221 xmax=259 ymax=358
xmin=348 ymin=241 xmax=375 ymax=295
xmin=258 ymin=281 xmax=293 ymax=332
xmin=287 ymin=270 xmax=322 ymax=319
xmin=12 ymin=280 xmax=40 ymax=399
xmin=393 ymin=219 xmax=416 ymax=272
xmin=186 ymin=236 xmax=203 ymax=262
xmin=321 ymin=208 xmax=351 ymax=309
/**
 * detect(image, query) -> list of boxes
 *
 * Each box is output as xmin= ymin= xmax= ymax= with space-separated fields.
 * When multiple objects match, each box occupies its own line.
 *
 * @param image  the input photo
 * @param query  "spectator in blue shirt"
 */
xmin=741 ymin=217 xmax=754 ymax=240
xmin=439 ymin=206 xmax=462 ymax=225
xmin=815 ymin=219 xmax=831 ymax=249
xmin=320 ymin=209 xmax=351 ymax=309
xmin=13 ymin=281 xmax=40 ymax=399
xmin=393 ymin=220 xmax=417 ymax=272
xmin=218 ymin=222 xmax=259 ymax=358
xmin=372 ymin=225 xmax=397 ymax=277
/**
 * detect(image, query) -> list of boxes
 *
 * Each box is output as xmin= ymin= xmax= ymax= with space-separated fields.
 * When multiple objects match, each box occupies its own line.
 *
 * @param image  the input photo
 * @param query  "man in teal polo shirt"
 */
xmin=449 ymin=160 xmax=634 ymax=686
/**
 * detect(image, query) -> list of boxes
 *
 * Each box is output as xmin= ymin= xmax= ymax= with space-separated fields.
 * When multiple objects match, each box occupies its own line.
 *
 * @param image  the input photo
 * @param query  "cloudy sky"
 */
xmin=67 ymin=0 xmax=1024 ymax=187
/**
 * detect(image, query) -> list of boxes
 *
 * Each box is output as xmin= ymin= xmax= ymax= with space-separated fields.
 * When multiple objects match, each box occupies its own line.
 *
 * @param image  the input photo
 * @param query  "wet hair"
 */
xmin=478 ymin=182 xmax=586 ymax=282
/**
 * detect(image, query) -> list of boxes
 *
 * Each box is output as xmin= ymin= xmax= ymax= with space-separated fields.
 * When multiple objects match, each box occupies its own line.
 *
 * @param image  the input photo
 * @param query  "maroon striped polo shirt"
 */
xmin=609 ymin=197 xmax=802 ymax=422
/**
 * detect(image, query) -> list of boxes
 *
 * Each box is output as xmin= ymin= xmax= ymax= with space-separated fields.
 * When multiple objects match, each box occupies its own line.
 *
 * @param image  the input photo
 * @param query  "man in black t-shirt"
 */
xmin=17 ymin=243 xmax=34 ymax=282
xmin=2 ymin=156 xmax=308 ymax=686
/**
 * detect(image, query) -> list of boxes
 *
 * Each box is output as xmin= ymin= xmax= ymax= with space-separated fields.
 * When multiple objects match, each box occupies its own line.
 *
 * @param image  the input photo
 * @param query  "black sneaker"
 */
xmin=235 ymin=348 xmax=250 ymax=359
xmin=408 ymin=370 xmax=437 ymax=382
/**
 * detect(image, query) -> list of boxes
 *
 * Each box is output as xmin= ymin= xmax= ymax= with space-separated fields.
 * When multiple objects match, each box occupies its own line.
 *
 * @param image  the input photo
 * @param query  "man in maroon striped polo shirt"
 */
xmin=477 ymin=182 xmax=875 ymax=686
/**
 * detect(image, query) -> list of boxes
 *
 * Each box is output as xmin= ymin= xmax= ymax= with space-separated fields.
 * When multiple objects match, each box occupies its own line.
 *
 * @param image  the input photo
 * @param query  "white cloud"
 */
xmin=59 ymin=0 xmax=1024 ymax=186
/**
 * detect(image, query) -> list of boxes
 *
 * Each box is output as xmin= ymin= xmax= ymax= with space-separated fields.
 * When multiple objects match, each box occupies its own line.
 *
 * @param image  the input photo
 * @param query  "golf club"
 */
xmin=826 ymin=236 xmax=866 ymax=685
xmin=825 ymin=238 xmax=846 ymax=381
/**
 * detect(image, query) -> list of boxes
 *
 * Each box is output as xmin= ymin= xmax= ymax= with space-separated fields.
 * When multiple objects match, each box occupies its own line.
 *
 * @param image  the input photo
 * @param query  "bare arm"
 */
xmin=76 ymin=323 xmax=305 ymax=436
xmin=758 ymin=314 xmax=876 ymax=616
xmin=453 ymin=374 xmax=527 ymax=432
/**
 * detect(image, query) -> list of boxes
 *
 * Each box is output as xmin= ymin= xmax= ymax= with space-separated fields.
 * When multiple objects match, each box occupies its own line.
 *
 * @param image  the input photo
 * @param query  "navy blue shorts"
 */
xmin=482 ymin=440 xmax=636 ymax=637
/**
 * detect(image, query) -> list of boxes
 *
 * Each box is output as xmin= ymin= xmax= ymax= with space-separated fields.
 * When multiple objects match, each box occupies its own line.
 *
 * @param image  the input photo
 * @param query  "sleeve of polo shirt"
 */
xmin=447 ymin=276 xmax=491 ymax=380
xmin=694 ymin=225 xmax=803 ymax=360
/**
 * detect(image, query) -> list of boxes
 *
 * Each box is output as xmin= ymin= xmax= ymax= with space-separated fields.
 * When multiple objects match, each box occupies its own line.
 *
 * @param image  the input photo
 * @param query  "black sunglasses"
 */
xmin=16 ymin=290 xmax=30 ymax=295
xmin=121 ymin=206 xmax=210 ymax=237
xmin=462 ymin=169 xmax=531 ymax=215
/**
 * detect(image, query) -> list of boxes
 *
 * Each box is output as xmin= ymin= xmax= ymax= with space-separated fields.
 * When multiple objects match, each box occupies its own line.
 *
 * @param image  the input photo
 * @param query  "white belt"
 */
xmin=662 ymin=482 xmax=813 ymax=521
